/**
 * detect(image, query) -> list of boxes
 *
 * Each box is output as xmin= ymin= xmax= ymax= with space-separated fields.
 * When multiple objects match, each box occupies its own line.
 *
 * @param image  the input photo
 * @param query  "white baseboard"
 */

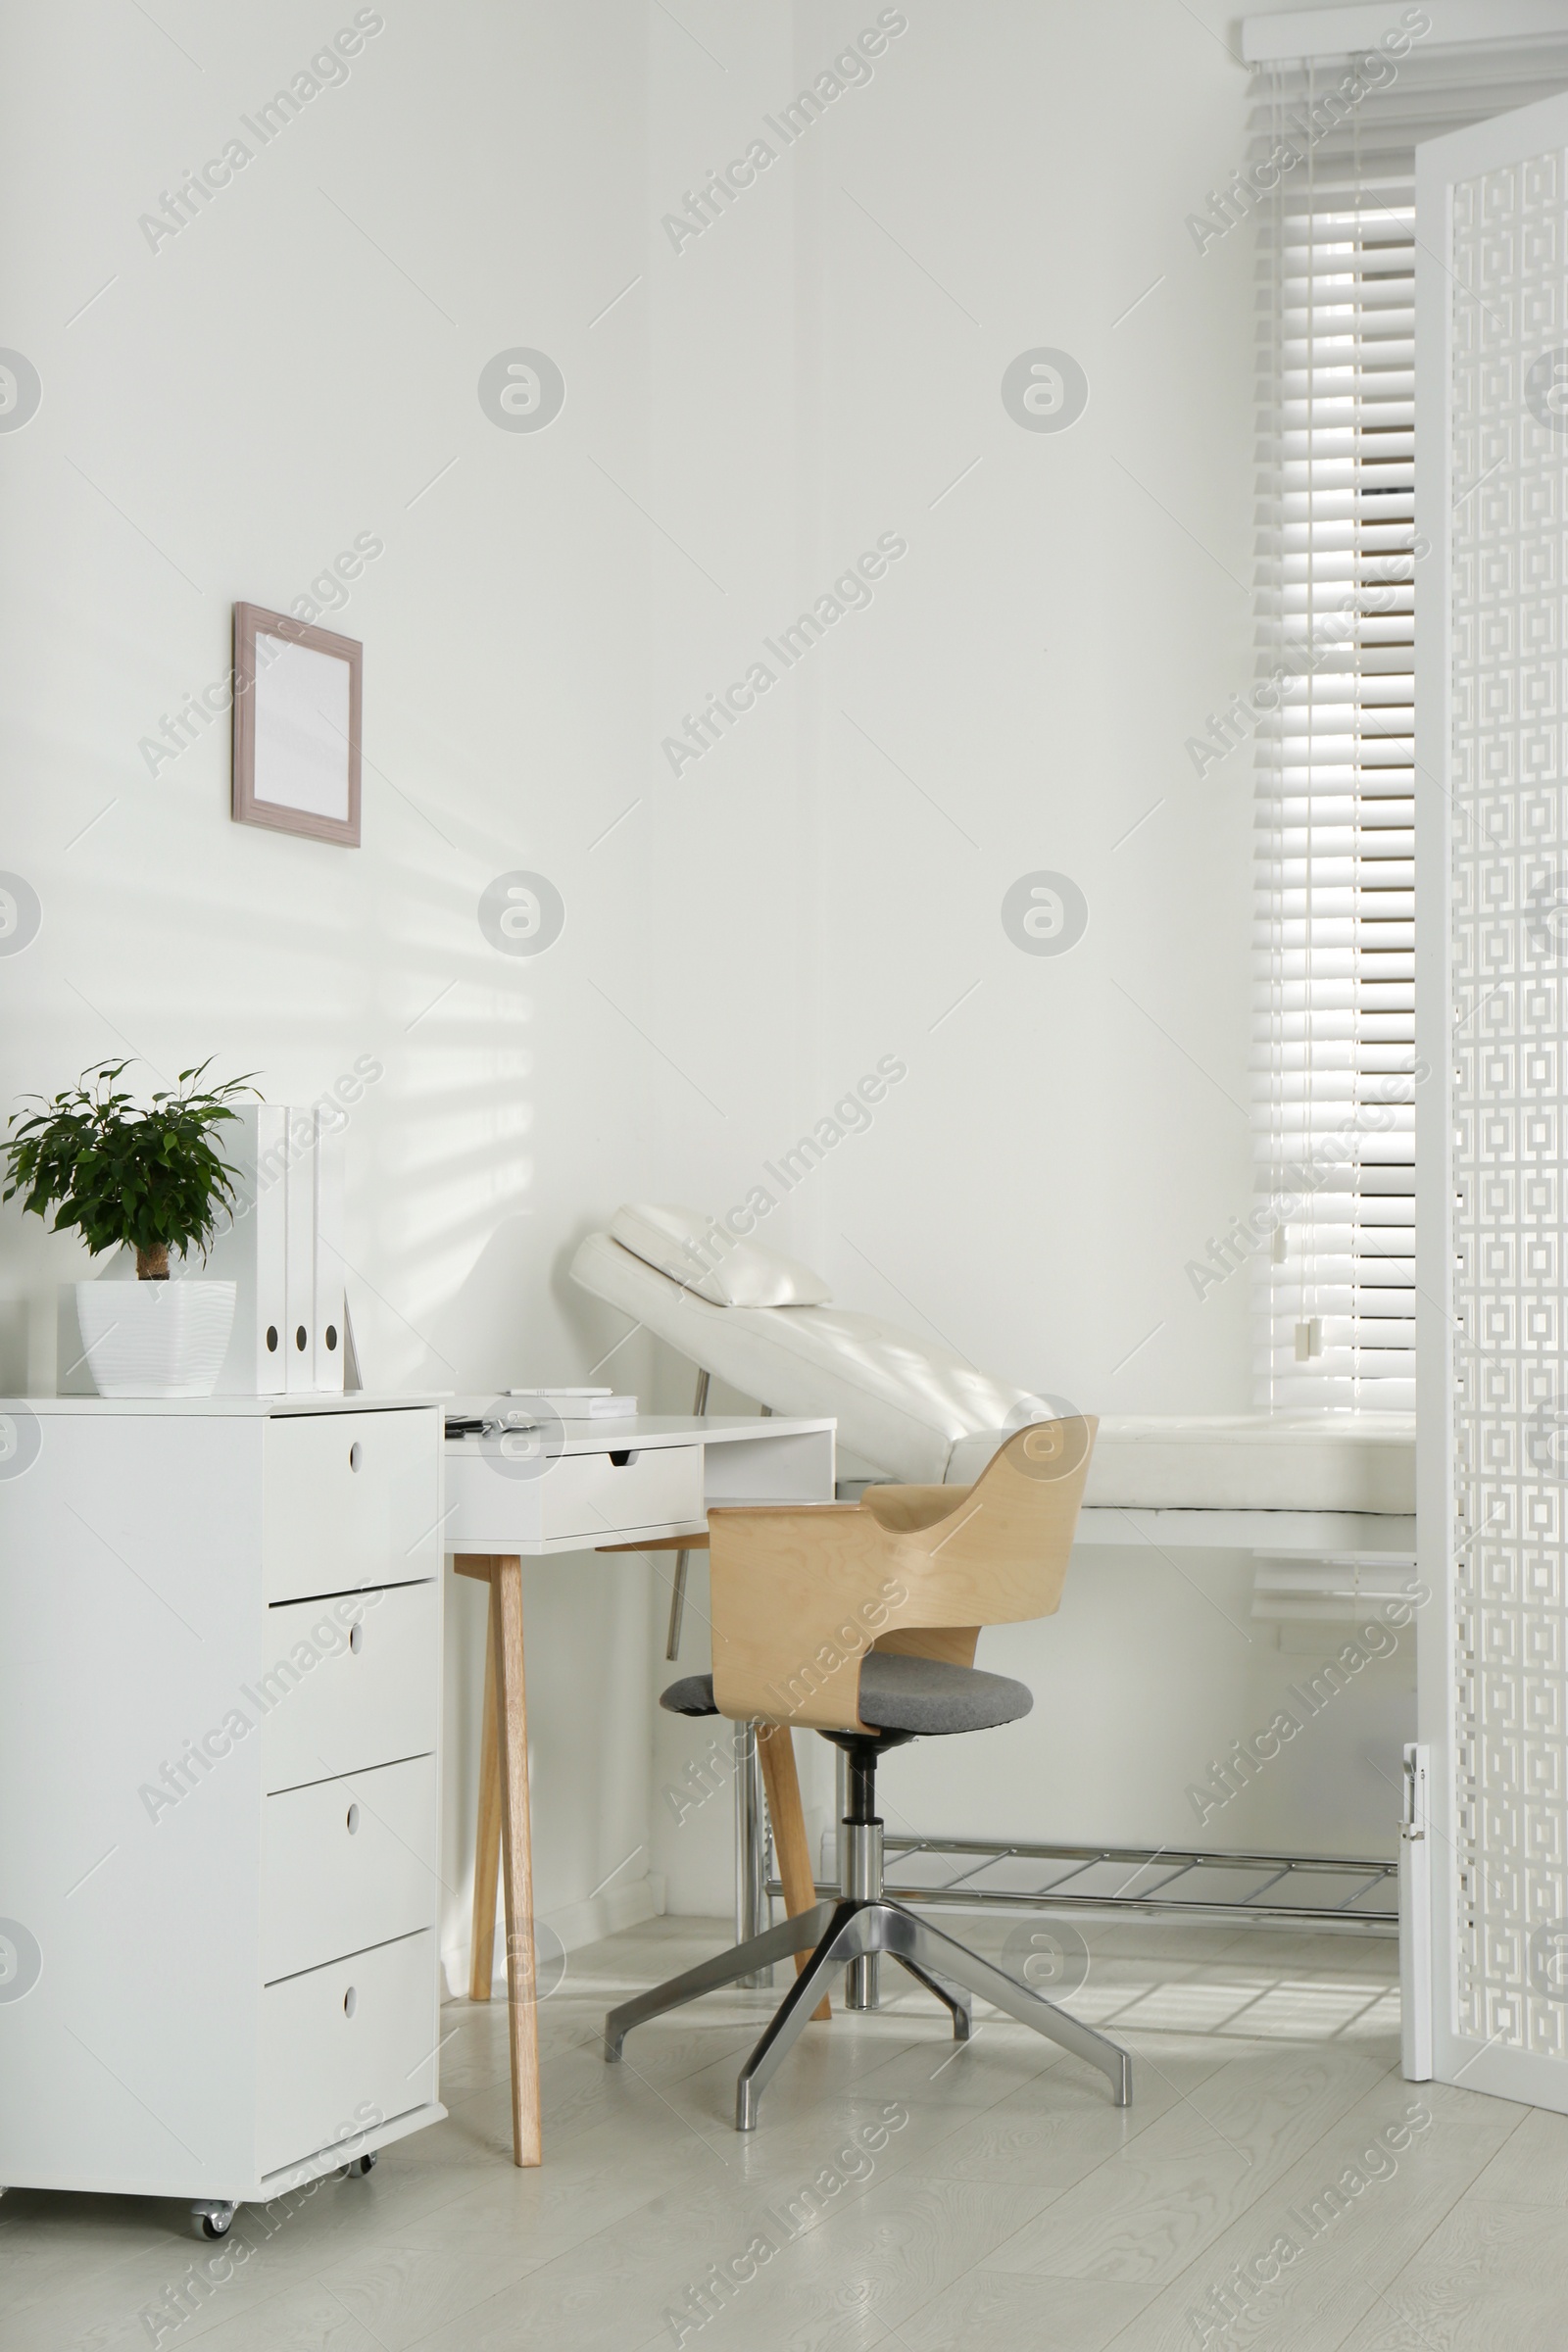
xmin=442 ymin=1872 xmax=666 ymax=1999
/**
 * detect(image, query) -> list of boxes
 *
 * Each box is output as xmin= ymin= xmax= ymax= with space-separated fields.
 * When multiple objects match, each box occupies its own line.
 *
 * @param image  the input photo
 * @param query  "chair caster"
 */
xmin=337 ymin=2152 xmax=376 ymax=2179
xmin=191 ymin=2201 xmax=235 ymax=2239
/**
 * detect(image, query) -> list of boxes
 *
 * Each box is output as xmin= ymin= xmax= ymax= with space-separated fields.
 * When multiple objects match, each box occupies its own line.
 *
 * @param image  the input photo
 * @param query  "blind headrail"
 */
xmin=1243 ymin=5 xmax=1568 ymax=67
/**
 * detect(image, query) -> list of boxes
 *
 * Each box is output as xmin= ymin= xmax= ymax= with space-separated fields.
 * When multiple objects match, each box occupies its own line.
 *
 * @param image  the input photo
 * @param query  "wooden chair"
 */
xmin=604 ymin=1417 xmax=1133 ymax=2130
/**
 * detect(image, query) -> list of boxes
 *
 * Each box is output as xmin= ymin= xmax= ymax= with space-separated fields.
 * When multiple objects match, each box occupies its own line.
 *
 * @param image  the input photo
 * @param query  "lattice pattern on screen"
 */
xmin=1451 ymin=148 xmax=1568 ymax=2053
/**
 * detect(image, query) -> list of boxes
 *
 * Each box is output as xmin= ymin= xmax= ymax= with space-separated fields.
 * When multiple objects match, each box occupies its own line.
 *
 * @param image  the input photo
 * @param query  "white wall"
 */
xmin=0 ymin=1 xmax=1403 ymax=1965
xmin=0 ymin=0 xmax=669 ymax=1984
xmin=636 ymin=0 xmax=1259 ymax=1400
xmin=640 ymin=0 xmax=1410 ymax=1913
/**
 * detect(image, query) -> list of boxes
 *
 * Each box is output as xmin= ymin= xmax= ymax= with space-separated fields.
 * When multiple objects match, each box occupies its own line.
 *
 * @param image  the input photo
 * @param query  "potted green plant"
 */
xmin=2 ymin=1060 xmax=257 ymax=1396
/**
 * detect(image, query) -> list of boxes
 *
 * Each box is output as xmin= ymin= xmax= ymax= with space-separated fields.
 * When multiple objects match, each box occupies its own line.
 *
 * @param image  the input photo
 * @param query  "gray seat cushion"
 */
xmin=660 ymin=1652 xmax=1032 ymax=1737
xmin=662 ymin=1673 xmax=722 ymax=1718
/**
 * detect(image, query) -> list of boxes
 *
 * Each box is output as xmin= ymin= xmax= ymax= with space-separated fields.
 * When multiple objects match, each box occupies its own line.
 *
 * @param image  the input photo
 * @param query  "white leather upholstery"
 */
xmin=570 ymin=1230 xmax=1047 ymax=1484
xmin=571 ymin=1228 xmax=1417 ymax=1509
xmin=609 ymin=1201 xmax=832 ymax=1308
xmin=948 ymin=1413 xmax=1416 ymax=1513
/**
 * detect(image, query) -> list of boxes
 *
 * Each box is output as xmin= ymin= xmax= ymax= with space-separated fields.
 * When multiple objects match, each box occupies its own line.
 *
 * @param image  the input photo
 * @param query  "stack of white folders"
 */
xmin=58 ymin=1102 xmax=348 ymax=1398
xmin=506 ymin=1388 xmax=638 ymax=1420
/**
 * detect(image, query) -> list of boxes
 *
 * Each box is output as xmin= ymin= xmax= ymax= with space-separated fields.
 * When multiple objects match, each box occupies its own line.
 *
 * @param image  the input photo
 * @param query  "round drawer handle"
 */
xmin=346 ymin=1803 xmax=361 ymax=1836
xmin=343 ymin=1985 xmax=358 ymax=2018
xmin=349 ymin=1622 xmax=365 ymax=1655
xmin=349 ymin=1442 xmax=364 ymax=1473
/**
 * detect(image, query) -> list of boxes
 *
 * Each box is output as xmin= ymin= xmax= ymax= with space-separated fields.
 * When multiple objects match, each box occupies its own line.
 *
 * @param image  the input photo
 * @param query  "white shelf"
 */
xmin=1 ymin=1393 xmax=444 ymax=1417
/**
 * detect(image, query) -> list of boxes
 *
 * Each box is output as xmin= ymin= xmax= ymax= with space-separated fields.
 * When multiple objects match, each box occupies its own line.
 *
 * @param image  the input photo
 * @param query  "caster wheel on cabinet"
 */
xmin=191 ymin=2202 xmax=235 ymax=2240
xmin=347 ymin=2152 xmax=376 ymax=2178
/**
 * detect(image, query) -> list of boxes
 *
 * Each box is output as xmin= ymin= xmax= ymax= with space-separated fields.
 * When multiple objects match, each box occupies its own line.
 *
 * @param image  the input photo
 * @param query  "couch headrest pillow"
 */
xmin=609 ymin=1201 xmax=832 ymax=1308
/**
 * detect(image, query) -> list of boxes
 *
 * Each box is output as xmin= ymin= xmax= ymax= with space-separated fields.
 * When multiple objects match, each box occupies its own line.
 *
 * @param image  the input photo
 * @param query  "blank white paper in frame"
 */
xmin=253 ymin=634 xmax=353 ymax=824
xmin=231 ymin=601 xmax=361 ymax=847
xmin=1416 ymin=84 xmax=1568 ymax=2111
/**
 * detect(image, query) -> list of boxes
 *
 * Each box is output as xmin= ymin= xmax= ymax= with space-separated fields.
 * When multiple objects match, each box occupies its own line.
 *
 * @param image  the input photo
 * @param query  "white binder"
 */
xmin=207 ymin=1103 xmax=290 ymax=1396
xmin=312 ymin=1108 xmax=346 ymax=1392
xmin=55 ymin=1100 xmax=347 ymax=1397
xmin=283 ymin=1108 xmax=318 ymax=1393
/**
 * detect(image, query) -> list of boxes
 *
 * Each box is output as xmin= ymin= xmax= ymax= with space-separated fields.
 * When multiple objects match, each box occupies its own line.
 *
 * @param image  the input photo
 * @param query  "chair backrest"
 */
xmin=883 ymin=1414 xmax=1098 ymax=1634
xmin=708 ymin=1417 xmax=1098 ymax=1732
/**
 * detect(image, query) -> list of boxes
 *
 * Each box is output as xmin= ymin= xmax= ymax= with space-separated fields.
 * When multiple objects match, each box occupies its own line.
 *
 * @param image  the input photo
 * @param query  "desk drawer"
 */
xmin=263 ymin=1756 xmax=437 ymax=1984
xmin=259 ymin=1930 xmax=436 ymax=2177
xmin=539 ymin=1444 xmax=702 ymax=1543
xmin=265 ymin=1409 xmax=440 ymax=1603
xmin=261 ymin=1581 xmax=439 ymax=1794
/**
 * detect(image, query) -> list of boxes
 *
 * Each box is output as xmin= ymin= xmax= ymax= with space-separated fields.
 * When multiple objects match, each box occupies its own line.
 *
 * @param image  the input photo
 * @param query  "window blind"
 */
xmin=1250 ymin=34 xmax=1568 ymax=1411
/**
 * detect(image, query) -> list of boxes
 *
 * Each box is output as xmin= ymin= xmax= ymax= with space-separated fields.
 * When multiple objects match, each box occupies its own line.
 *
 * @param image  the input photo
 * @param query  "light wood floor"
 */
xmin=1 ymin=1910 xmax=1557 ymax=2350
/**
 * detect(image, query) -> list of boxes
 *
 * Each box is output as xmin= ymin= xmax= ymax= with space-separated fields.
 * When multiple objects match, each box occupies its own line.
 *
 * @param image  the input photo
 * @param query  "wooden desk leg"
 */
xmin=491 ymin=1558 xmax=542 ymax=2167
xmin=469 ymin=1599 xmax=502 ymax=2003
xmin=758 ymin=1724 xmax=830 ymax=2022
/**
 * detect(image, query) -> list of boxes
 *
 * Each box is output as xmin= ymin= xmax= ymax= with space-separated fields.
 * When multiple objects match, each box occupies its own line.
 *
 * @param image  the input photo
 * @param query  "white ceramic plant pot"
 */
xmin=74 ymin=1280 xmax=237 ymax=1399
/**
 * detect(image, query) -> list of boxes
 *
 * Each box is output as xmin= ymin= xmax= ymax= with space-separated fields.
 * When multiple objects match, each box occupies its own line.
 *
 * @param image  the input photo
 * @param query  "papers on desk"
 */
xmin=443 ymin=1398 xmax=638 ymax=1442
xmin=506 ymin=1389 xmax=638 ymax=1420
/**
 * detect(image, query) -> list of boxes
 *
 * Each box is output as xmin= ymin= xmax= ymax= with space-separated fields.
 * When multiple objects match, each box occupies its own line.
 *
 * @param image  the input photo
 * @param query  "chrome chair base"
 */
xmin=604 ymin=1896 xmax=1133 ymax=2131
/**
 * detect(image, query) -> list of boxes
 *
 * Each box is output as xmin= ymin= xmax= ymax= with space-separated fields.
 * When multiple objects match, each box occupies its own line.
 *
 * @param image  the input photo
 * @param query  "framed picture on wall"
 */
xmin=231 ymin=602 xmax=362 ymax=847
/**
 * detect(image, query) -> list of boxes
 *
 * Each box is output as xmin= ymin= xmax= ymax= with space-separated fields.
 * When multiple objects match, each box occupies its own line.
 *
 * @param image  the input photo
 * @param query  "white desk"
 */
xmin=442 ymin=1408 xmax=835 ymax=2166
xmin=443 ymin=1411 xmax=835 ymax=1553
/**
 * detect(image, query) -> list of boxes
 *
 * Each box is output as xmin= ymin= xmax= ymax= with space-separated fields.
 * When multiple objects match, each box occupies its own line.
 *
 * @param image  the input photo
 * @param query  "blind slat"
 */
xmin=1252 ymin=83 xmax=1421 ymax=1411
xmin=1248 ymin=42 xmax=1568 ymax=1408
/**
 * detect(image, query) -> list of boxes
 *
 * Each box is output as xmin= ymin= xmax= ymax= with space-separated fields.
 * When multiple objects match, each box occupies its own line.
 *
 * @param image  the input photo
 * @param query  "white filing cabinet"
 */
xmin=0 ymin=1396 xmax=446 ymax=2216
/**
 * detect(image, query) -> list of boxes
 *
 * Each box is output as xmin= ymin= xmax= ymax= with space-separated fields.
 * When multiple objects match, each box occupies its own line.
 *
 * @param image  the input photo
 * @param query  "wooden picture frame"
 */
xmin=231 ymin=602 xmax=362 ymax=847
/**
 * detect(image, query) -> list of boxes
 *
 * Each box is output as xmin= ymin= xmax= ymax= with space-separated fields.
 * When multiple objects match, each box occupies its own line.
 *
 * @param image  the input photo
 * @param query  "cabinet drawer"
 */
xmin=539 ymin=1444 xmax=702 ymax=1543
xmin=265 ymin=1408 xmax=440 ymax=1603
xmin=261 ymin=1581 xmax=439 ymax=1794
xmin=263 ymin=1756 xmax=437 ymax=1984
xmin=259 ymin=1930 xmax=437 ymax=2178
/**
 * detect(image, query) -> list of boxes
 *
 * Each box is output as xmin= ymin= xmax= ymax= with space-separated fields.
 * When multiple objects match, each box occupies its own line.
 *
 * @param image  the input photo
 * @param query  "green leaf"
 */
xmin=2 ymin=1061 xmax=262 ymax=1260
